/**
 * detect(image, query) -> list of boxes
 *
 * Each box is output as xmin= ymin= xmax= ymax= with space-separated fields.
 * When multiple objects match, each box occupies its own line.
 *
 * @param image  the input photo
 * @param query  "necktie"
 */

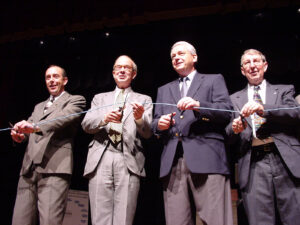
xmin=108 ymin=90 xmax=125 ymax=144
xmin=180 ymin=77 xmax=189 ymax=97
xmin=253 ymin=86 xmax=266 ymax=131
xmin=44 ymin=96 xmax=54 ymax=113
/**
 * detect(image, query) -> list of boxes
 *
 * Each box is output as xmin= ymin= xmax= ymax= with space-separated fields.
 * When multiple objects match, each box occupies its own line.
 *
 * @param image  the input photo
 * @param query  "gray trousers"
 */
xmin=89 ymin=149 xmax=140 ymax=225
xmin=163 ymin=157 xmax=233 ymax=225
xmin=242 ymin=149 xmax=300 ymax=225
xmin=12 ymin=170 xmax=70 ymax=225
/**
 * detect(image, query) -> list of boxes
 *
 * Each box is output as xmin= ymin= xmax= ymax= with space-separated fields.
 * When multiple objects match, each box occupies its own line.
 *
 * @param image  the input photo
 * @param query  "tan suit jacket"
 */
xmin=20 ymin=92 xmax=86 ymax=175
xmin=82 ymin=88 xmax=152 ymax=177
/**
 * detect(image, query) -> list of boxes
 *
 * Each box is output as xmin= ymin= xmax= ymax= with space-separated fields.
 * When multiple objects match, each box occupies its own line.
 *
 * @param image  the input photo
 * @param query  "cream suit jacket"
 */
xmin=82 ymin=88 xmax=152 ymax=178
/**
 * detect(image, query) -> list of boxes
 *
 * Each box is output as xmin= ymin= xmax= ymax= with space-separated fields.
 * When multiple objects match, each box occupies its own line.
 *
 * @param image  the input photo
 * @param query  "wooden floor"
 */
xmin=196 ymin=189 xmax=238 ymax=225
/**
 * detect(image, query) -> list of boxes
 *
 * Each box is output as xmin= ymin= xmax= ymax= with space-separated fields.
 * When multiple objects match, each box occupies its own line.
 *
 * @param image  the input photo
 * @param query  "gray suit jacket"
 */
xmin=82 ymin=88 xmax=153 ymax=178
xmin=152 ymin=72 xmax=233 ymax=178
xmin=227 ymin=82 xmax=300 ymax=189
xmin=21 ymin=92 xmax=86 ymax=175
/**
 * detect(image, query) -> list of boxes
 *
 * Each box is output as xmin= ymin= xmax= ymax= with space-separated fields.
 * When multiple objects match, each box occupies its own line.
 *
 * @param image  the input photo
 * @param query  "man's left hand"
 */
xmin=131 ymin=102 xmax=145 ymax=120
xmin=240 ymin=101 xmax=264 ymax=118
xmin=177 ymin=97 xmax=200 ymax=111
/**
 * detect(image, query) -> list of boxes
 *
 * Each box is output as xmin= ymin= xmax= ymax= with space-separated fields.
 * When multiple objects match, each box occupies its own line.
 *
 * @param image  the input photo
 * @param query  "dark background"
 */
xmin=0 ymin=1 xmax=300 ymax=224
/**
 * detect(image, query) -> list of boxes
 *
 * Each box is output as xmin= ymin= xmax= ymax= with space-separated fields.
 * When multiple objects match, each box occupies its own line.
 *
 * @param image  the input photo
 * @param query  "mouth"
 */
xmin=174 ymin=61 xmax=184 ymax=67
xmin=118 ymin=75 xmax=127 ymax=80
xmin=48 ymin=84 xmax=57 ymax=89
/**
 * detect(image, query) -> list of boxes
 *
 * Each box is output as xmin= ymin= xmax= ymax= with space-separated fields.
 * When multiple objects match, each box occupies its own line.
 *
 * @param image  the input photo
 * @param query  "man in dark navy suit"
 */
xmin=152 ymin=41 xmax=233 ymax=225
xmin=227 ymin=49 xmax=300 ymax=225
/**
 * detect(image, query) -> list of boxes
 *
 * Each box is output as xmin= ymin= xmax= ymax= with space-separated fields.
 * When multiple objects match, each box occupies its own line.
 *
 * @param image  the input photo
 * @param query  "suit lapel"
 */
xmin=39 ymin=92 xmax=70 ymax=121
xmin=169 ymin=79 xmax=181 ymax=104
xmin=265 ymin=82 xmax=278 ymax=105
xmin=187 ymin=72 xmax=204 ymax=98
xmin=123 ymin=90 xmax=134 ymax=123
xmin=235 ymin=87 xmax=253 ymax=128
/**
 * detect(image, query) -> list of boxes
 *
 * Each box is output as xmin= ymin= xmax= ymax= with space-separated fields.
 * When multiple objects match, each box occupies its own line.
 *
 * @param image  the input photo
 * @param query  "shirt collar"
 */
xmin=50 ymin=91 xmax=65 ymax=102
xmin=114 ymin=86 xmax=132 ymax=96
xmin=179 ymin=70 xmax=196 ymax=82
xmin=248 ymin=79 xmax=266 ymax=90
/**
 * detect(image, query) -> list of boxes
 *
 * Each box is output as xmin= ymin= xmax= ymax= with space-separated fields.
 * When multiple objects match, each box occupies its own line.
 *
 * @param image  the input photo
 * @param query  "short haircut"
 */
xmin=240 ymin=49 xmax=267 ymax=66
xmin=170 ymin=41 xmax=197 ymax=58
xmin=113 ymin=55 xmax=137 ymax=73
xmin=47 ymin=65 xmax=67 ymax=77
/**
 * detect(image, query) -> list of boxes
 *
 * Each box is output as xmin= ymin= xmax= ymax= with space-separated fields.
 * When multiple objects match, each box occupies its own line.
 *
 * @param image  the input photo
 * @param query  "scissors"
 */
xmin=9 ymin=122 xmax=17 ymax=146
xmin=239 ymin=113 xmax=246 ymax=129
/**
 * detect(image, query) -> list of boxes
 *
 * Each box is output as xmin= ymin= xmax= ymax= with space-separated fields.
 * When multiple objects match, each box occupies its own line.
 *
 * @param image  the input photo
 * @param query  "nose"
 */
xmin=249 ymin=61 xmax=255 ymax=68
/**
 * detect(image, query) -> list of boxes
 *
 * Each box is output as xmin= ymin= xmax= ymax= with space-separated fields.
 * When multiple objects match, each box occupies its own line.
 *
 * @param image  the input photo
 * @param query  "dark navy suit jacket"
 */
xmin=152 ymin=72 xmax=233 ymax=178
xmin=227 ymin=82 xmax=300 ymax=189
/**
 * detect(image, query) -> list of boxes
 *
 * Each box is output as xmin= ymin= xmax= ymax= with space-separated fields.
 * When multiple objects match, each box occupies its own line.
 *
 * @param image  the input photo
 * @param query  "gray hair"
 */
xmin=240 ymin=49 xmax=267 ymax=66
xmin=171 ymin=41 xmax=197 ymax=57
xmin=113 ymin=55 xmax=137 ymax=73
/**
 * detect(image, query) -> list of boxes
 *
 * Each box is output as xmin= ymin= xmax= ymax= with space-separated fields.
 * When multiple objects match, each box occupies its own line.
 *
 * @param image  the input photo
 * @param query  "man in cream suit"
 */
xmin=227 ymin=49 xmax=300 ymax=225
xmin=82 ymin=55 xmax=153 ymax=225
xmin=10 ymin=65 xmax=86 ymax=225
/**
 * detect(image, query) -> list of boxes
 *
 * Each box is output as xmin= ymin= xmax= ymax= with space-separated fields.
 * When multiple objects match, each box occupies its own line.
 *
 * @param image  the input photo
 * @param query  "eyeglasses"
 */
xmin=242 ymin=59 xmax=264 ymax=68
xmin=113 ymin=65 xmax=133 ymax=72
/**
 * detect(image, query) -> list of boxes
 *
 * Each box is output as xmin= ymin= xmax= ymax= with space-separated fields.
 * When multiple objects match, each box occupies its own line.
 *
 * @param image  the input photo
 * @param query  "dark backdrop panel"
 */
xmin=0 ymin=6 xmax=299 ymax=225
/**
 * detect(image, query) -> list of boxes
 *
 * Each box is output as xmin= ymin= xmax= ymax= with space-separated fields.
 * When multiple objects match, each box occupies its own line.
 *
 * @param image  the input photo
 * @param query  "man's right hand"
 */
xmin=232 ymin=116 xmax=247 ymax=134
xmin=104 ymin=110 xmax=123 ymax=124
xmin=10 ymin=123 xmax=26 ymax=143
xmin=157 ymin=112 xmax=176 ymax=131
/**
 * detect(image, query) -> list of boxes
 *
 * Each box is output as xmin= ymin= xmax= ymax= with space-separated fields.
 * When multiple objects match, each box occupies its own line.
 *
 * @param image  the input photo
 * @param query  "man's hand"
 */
xmin=104 ymin=110 xmax=123 ymax=123
xmin=158 ymin=112 xmax=176 ymax=131
xmin=177 ymin=97 xmax=200 ymax=111
xmin=232 ymin=116 xmax=247 ymax=134
xmin=10 ymin=128 xmax=25 ymax=143
xmin=131 ymin=102 xmax=145 ymax=120
xmin=13 ymin=120 xmax=39 ymax=134
xmin=240 ymin=101 xmax=264 ymax=118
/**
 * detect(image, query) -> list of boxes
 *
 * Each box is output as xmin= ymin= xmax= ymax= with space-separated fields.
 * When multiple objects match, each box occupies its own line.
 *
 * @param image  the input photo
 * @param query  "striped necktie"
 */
xmin=44 ymin=96 xmax=54 ymax=113
xmin=253 ymin=86 xmax=266 ymax=131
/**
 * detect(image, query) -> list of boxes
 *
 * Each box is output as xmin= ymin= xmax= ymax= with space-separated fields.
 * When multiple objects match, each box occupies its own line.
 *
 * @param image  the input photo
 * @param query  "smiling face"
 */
xmin=45 ymin=66 xmax=68 ymax=97
xmin=170 ymin=44 xmax=197 ymax=77
xmin=112 ymin=56 xmax=136 ymax=89
xmin=241 ymin=51 xmax=268 ymax=86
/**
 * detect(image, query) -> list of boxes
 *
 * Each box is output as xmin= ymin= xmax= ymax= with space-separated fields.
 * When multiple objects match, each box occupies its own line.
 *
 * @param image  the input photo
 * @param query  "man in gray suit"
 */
xmin=152 ymin=41 xmax=233 ymax=225
xmin=82 ymin=55 xmax=153 ymax=225
xmin=10 ymin=65 xmax=86 ymax=225
xmin=227 ymin=49 xmax=300 ymax=225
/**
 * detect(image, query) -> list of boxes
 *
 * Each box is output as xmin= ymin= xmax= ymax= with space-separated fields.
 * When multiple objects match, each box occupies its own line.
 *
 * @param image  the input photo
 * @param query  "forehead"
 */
xmin=242 ymin=53 xmax=262 ymax=61
xmin=171 ymin=44 xmax=189 ymax=54
xmin=114 ymin=56 xmax=132 ymax=66
xmin=45 ymin=66 xmax=63 ymax=75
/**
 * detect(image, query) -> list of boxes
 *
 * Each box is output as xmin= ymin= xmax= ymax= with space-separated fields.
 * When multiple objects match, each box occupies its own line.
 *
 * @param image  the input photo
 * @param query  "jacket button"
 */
xmin=175 ymin=133 xmax=179 ymax=137
xmin=180 ymin=115 xmax=184 ymax=119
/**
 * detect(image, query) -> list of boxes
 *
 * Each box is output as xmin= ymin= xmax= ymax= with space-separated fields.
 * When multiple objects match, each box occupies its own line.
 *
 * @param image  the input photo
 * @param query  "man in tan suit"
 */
xmin=82 ymin=55 xmax=153 ymax=225
xmin=11 ymin=65 xmax=86 ymax=225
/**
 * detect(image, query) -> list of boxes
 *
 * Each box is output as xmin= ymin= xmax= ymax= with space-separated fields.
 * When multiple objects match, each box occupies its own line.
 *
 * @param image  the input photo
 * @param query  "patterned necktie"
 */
xmin=108 ymin=90 xmax=125 ymax=144
xmin=253 ymin=86 xmax=266 ymax=131
xmin=180 ymin=77 xmax=189 ymax=97
xmin=44 ymin=96 xmax=54 ymax=113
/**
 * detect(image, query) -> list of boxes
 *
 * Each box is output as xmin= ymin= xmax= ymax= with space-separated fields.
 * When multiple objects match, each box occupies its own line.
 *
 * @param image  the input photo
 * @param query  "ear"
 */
xmin=132 ymin=71 xmax=137 ymax=80
xmin=263 ymin=62 xmax=268 ymax=72
xmin=193 ymin=54 xmax=198 ymax=63
xmin=63 ymin=76 xmax=68 ymax=86
xmin=241 ymin=66 xmax=246 ymax=76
